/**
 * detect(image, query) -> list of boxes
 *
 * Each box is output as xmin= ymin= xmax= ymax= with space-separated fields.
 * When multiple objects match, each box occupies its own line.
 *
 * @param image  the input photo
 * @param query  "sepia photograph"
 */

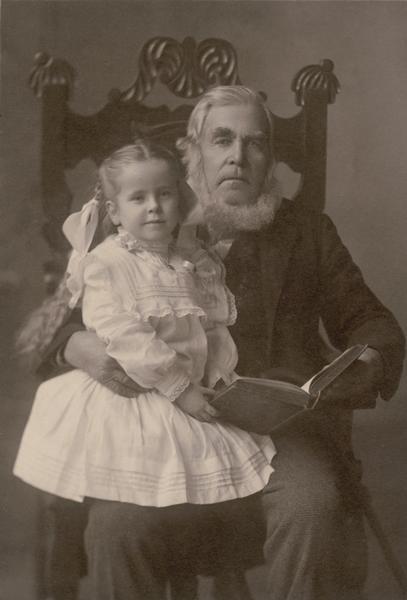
xmin=1 ymin=2 xmax=406 ymax=599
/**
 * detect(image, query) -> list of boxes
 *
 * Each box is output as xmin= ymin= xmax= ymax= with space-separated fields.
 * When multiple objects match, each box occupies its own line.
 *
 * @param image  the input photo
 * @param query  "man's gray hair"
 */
xmin=177 ymin=85 xmax=274 ymax=177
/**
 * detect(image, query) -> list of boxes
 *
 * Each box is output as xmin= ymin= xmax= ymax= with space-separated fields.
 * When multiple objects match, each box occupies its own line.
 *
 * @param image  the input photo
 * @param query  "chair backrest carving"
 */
xmin=30 ymin=37 xmax=340 ymax=256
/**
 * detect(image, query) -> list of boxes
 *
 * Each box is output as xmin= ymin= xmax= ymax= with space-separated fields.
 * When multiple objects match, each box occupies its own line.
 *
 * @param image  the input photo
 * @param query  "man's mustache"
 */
xmin=217 ymin=170 xmax=249 ymax=185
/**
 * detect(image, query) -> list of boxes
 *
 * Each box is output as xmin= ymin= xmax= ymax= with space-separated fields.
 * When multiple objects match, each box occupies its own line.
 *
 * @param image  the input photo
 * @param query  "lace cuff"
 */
xmin=225 ymin=288 xmax=237 ymax=326
xmin=155 ymin=367 xmax=191 ymax=402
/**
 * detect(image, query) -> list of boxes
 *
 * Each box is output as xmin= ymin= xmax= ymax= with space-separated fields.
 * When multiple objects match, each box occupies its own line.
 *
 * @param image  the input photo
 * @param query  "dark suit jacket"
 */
xmin=40 ymin=199 xmax=405 ymax=407
xmin=231 ymin=200 xmax=404 ymax=398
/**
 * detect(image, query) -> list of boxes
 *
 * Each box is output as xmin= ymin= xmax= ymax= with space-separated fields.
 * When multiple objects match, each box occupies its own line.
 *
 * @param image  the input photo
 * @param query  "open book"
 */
xmin=210 ymin=345 xmax=368 ymax=434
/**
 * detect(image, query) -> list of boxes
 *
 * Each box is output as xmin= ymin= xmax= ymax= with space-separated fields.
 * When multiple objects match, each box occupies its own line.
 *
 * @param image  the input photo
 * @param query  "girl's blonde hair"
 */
xmin=15 ymin=274 xmax=73 ymax=371
xmin=99 ymin=140 xmax=184 ymax=200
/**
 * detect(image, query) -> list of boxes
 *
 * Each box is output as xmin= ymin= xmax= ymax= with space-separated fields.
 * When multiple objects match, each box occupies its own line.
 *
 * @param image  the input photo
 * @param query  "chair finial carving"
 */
xmin=121 ymin=36 xmax=241 ymax=102
xmin=292 ymin=59 xmax=340 ymax=106
xmin=29 ymin=52 xmax=76 ymax=99
xmin=29 ymin=41 xmax=338 ymax=253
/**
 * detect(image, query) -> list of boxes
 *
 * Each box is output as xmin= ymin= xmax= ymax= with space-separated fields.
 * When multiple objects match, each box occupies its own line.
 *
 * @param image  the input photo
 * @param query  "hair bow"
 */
xmin=62 ymin=197 xmax=100 ymax=308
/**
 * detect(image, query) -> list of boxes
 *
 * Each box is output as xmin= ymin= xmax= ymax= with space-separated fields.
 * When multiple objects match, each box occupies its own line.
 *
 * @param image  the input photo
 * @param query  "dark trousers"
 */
xmin=261 ymin=415 xmax=367 ymax=600
xmin=84 ymin=496 xmax=263 ymax=600
xmin=45 ymin=414 xmax=367 ymax=600
xmin=43 ymin=496 xmax=88 ymax=600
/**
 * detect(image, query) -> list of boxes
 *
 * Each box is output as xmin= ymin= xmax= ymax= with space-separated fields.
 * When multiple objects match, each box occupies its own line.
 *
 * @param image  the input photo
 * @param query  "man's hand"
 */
xmin=175 ymin=384 xmax=219 ymax=422
xmin=64 ymin=331 xmax=147 ymax=398
xmin=319 ymin=347 xmax=384 ymax=409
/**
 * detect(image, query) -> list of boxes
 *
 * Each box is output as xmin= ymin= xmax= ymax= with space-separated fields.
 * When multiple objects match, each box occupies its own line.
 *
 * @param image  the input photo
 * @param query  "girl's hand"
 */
xmin=175 ymin=384 xmax=219 ymax=422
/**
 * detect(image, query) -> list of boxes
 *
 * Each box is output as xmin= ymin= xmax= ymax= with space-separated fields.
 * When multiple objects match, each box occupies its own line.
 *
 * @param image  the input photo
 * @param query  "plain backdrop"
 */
xmin=1 ymin=2 xmax=406 ymax=598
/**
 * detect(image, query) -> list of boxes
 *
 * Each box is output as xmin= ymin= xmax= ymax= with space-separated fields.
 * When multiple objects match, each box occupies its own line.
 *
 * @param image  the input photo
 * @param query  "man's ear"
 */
xmin=106 ymin=200 xmax=121 ymax=226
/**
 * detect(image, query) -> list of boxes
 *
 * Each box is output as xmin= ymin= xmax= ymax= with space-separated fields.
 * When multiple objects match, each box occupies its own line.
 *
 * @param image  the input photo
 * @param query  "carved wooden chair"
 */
xmin=29 ymin=36 xmax=340 ymax=599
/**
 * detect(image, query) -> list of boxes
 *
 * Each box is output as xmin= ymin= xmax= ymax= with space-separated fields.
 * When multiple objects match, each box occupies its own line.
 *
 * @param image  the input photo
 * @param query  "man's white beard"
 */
xmin=188 ymin=168 xmax=282 ymax=239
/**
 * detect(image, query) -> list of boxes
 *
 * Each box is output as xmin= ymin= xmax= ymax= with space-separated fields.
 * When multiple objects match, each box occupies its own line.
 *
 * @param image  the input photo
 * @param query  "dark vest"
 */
xmin=224 ymin=232 xmax=270 ymax=377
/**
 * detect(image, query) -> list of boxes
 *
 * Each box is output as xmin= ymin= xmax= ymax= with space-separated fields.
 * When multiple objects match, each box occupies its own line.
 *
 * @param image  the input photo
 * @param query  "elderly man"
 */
xmin=41 ymin=86 xmax=404 ymax=600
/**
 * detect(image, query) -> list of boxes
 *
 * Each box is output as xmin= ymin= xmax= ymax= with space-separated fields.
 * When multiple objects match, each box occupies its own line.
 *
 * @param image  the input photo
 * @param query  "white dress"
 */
xmin=14 ymin=230 xmax=276 ymax=506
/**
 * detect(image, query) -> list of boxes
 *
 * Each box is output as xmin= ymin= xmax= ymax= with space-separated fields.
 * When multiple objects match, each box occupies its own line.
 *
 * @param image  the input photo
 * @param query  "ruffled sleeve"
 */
xmin=81 ymin=257 xmax=190 ymax=401
xmin=176 ymin=229 xmax=239 ymax=386
xmin=191 ymin=246 xmax=237 ymax=327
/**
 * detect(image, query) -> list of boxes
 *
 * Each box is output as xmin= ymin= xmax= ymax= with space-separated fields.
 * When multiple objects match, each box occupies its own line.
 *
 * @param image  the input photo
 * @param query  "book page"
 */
xmin=301 ymin=345 xmax=367 ymax=397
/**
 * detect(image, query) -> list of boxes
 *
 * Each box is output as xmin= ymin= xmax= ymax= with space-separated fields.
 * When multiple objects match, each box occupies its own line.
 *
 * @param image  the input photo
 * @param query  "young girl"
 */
xmin=14 ymin=140 xmax=275 ymax=512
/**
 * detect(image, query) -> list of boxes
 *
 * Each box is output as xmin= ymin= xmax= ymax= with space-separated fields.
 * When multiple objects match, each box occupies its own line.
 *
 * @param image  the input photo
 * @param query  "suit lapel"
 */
xmin=258 ymin=204 xmax=299 ymax=355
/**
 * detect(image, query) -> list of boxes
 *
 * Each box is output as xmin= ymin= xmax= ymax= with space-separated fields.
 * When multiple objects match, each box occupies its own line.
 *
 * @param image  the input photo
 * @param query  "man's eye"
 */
xmin=248 ymin=139 xmax=266 ymax=150
xmin=214 ymin=137 xmax=231 ymax=146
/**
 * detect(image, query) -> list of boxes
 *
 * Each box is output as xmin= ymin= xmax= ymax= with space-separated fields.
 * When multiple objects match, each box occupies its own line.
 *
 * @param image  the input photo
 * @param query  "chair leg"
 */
xmin=34 ymin=491 xmax=49 ymax=600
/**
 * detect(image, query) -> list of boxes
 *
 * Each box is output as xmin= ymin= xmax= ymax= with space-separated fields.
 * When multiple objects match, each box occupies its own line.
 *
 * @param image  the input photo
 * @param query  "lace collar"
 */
xmin=115 ymin=228 xmax=200 ymax=274
xmin=115 ymin=227 xmax=174 ymax=256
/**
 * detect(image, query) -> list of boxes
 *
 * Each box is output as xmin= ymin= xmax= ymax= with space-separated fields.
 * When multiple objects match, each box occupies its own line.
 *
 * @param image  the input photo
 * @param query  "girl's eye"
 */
xmin=131 ymin=195 xmax=144 ymax=203
xmin=160 ymin=190 xmax=172 ymax=198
